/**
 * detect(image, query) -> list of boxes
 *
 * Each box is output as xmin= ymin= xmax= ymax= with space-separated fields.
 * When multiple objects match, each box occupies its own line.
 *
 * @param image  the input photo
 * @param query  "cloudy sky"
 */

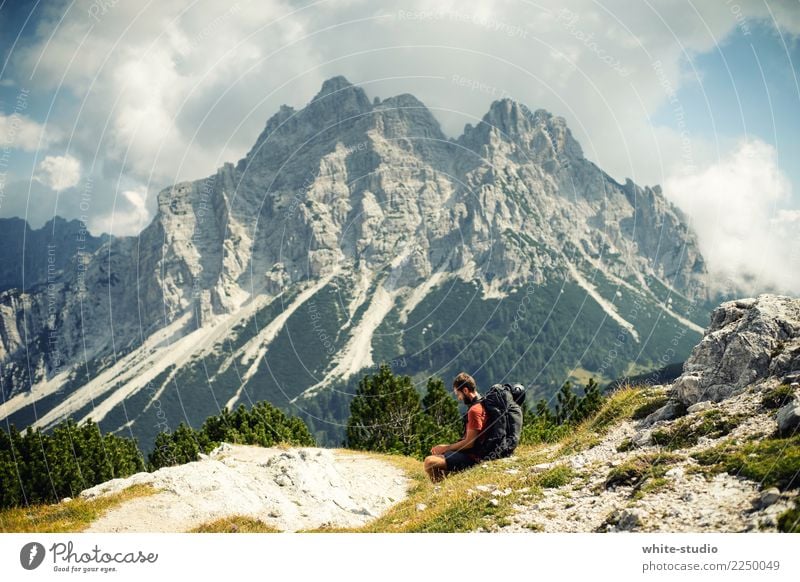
xmin=0 ymin=0 xmax=798 ymax=294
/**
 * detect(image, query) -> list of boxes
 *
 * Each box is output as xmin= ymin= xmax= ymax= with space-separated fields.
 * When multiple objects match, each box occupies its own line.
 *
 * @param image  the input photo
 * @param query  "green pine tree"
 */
xmin=0 ymin=417 xmax=147 ymax=509
xmin=576 ymin=378 xmax=603 ymax=421
xmin=534 ymin=398 xmax=554 ymax=424
xmin=148 ymin=431 xmax=180 ymax=471
xmin=555 ymin=381 xmax=579 ymax=424
xmin=346 ymin=364 xmax=424 ymax=455
xmin=422 ymin=377 xmax=461 ymax=429
xmin=419 ymin=376 xmax=461 ymax=457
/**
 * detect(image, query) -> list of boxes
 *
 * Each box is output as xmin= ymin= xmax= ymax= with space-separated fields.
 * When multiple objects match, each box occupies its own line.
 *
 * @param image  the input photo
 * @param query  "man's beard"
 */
xmin=463 ymin=393 xmax=478 ymax=405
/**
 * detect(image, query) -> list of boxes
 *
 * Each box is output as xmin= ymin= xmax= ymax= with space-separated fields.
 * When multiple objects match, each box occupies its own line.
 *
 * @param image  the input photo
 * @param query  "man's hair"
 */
xmin=453 ymin=372 xmax=477 ymax=393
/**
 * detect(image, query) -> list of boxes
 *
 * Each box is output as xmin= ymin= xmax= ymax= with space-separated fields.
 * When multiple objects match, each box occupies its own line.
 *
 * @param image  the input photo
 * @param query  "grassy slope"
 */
xmin=307 ymin=385 xmax=799 ymax=533
xmin=307 ymin=387 xmax=652 ymax=533
xmin=0 ymin=484 xmax=158 ymax=533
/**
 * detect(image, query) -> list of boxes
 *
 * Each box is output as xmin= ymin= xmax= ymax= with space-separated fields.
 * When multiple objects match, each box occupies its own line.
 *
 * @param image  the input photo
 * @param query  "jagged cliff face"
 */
xmin=147 ymin=76 xmax=707 ymax=310
xmin=0 ymin=217 xmax=108 ymax=294
xmin=0 ymin=218 xmax=107 ymax=384
xmin=0 ymin=77 xmax=712 ymax=451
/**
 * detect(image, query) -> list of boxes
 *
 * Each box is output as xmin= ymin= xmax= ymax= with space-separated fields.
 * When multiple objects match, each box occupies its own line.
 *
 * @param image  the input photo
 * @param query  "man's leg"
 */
xmin=423 ymin=455 xmax=447 ymax=483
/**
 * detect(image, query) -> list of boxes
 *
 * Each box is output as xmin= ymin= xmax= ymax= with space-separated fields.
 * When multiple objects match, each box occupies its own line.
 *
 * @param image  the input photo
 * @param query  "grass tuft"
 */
xmin=617 ymin=438 xmax=636 ymax=452
xmin=605 ymin=453 xmax=683 ymax=490
xmin=587 ymin=388 xmax=647 ymax=432
xmin=554 ymin=387 xmax=648 ymax=458
xmin=632 ymin=476 xmax=670 ymax=500
xmin=651 ymin=409 xmax=744 ymax=450
xmin=691 ymin=434 xmax=800 ymax=491
xmin=761 ymin=384 xmax=796 ymax=410
xmin=631 ymin=396 xmax=671 ymax=420
xmin=777 ymin=500 xmax=800 ymax=533
xmin=190 ymin=515 xmax=281 ymax=533
xmin=537 ymin=465 xmax=575 ymax=489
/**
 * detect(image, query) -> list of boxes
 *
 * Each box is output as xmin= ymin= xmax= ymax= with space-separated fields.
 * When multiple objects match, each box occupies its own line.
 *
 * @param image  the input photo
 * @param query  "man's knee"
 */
xmin=424 ymin=455 xmax=445 ymax=470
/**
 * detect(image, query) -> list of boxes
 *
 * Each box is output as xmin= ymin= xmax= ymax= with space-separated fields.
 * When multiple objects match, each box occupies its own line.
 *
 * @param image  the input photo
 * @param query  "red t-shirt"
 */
xmin=464 ymin=403 xmax=487 ymax=460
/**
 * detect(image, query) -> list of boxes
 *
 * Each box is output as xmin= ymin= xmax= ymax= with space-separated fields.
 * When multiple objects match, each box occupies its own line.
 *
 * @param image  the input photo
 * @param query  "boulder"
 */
xmin=752 ymin=488 xmax=781 ymax=510
xmin=633 ymin=429 xmax=652 ymax=447
xmin=673 ymin=295 xmax=800 ymax=405
xmin=642 ymin=400 xmax=685 ymax=426
xmin=687 ymin=401 xmax=713 ymax=414
xmin=665 ymin=466 xmax=685 ymax=479
xmin=615 ymin=508 xmax=647 ymax=531
xmin=776 ymin=399 xmax=800 ymax=436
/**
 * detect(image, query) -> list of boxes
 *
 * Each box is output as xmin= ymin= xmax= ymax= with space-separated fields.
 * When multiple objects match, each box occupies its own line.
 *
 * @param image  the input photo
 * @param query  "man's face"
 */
xmin=453 ymin=387 xmax=465 ymax=403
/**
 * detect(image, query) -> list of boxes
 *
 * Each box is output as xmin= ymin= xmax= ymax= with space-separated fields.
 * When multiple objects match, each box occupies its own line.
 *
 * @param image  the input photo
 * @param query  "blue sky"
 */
xmin=653 ymin=22 xmax=799 ymax=207
xmin=0 ymin=0 xmax=798 ymax=294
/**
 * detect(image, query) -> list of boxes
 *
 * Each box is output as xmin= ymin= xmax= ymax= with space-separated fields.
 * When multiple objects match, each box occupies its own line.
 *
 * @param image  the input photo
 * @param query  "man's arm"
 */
xmin=446 ymin=428 xmax=480 ymax=452
xmin=431 ymin=428 xmax=480 ymax=455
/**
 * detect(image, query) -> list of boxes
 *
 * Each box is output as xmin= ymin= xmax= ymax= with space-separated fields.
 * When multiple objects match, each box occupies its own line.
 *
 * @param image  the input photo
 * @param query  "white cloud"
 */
xmin=664 ymin=139 xmax=800 ymax=295
xmin=12 ymin=0 xmax=303 ymax=185
xmin=12 ymin=0 xmax=774 ymax=190
xmin=88 ymin=186 xmax=152 ymax=236
xmin=0 ymin=113 xmax=59 ymax=151
xmin=34 ymin=155 xmax=81 ymax=190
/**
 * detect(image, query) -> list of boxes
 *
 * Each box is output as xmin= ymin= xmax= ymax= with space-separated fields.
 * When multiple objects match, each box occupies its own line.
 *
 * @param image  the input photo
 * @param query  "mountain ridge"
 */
xmin=0 ymin=76 xmax=713 ymax=451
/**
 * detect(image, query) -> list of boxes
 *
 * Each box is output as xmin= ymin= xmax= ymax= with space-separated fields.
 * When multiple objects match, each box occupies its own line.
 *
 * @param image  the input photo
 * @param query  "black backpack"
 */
xmin=468 ymin=383 xmax=525 ymax=461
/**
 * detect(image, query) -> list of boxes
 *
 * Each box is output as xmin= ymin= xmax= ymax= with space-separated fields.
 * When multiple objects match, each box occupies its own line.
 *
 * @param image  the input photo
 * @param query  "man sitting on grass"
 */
xmin=423 ymin=372 xmax=486 ymax=483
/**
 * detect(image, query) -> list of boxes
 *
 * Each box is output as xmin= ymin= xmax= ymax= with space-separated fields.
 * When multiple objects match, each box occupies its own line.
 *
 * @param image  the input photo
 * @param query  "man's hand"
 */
xmin=431 ymin=444 xmax=448 ymax=455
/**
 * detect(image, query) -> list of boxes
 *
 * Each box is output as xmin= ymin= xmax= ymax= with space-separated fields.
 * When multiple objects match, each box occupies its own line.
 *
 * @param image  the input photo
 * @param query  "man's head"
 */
xmin=453 ymin=372 xmax=478 ymax=404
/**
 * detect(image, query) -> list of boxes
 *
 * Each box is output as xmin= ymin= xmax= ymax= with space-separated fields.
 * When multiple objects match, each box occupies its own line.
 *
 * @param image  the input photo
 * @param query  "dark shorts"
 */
xmin=444 ymin=451 xmax=479 ymax=472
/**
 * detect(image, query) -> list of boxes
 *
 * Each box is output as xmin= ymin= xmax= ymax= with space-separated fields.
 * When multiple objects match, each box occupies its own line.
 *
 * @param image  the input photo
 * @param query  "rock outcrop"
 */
xmin=673 ymin=295 xmax=800 ymax=405
xmin=496 ymin=295 xmax=798 ymax=532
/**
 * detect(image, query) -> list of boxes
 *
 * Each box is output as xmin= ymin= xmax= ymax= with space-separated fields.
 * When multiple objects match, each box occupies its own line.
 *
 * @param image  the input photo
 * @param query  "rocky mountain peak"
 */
xmin=484 ymin=98 xmax=535 ymax=135
xmin=372 ymin=93 xmax=446 ymax=142
xmin=307 ymin=75 xmax=372 ymax=123
xmin=315 ymin=75 xmax=359 ymax=97
xmin=243 ymin=78 xmax=379 ymax=175
xmin=459 ymin=99 xmax=583 ymax=163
